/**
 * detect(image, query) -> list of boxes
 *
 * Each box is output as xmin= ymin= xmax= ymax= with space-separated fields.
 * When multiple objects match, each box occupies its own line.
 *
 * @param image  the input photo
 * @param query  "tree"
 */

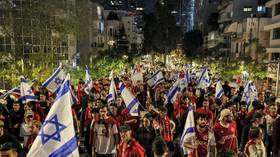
xmin=182 ymin=30 xmax=203 ymax=59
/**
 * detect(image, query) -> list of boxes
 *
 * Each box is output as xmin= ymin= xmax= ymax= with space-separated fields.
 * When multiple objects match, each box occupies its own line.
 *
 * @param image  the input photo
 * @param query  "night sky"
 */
xmin=143 ymin=0 xmax=157 ymax=14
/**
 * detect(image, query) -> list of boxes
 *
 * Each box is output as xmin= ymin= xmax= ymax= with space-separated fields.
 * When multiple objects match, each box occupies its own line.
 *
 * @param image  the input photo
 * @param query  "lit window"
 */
xmin=243 ymin=6 xmax=252 ymax=12
xmin=257 ymin=6 xmax=266 ymax=13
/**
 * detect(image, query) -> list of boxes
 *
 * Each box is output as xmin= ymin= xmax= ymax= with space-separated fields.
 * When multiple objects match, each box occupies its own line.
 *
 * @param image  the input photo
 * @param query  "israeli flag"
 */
xmin=241 ymin=81 xmax=257 ymax=104
xmin=27 ymin=74 xmax=79 ymax=157
xmin=42 ymin=65 xmax=66 ymax=93
xmin=166 ymin=80 xmax=180 ymax=104
xmin=215 ymin=81 xmax=224 ymax=99
xmin=84 ymin=66 xmax=92 ymax=95
xmin=119 ymin=82 xmax=140 ymax=116
xmin=185 ymin=69 xmax=191 ymax=85
xmin=20 ymin=76 xmax=37 ymax=103
xmin=147 ymin=69 xmax=165 ymax=89
xmin=197 ymin=67 xmax=210 ymax=89
xmin=180 ymin=105 xmax=196 ymax=155
xmin=107 ymin=75 xmax=117 ymax=103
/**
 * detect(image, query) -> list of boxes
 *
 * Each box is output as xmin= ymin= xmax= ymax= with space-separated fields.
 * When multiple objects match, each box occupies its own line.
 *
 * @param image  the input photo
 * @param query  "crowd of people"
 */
xmin=0 ymin=68 xmax=280 ymax=157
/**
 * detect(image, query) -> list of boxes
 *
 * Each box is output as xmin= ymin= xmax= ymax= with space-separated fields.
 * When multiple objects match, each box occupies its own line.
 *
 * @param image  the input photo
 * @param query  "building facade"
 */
xmin=0 ymin=0 xmax=77 ymax=63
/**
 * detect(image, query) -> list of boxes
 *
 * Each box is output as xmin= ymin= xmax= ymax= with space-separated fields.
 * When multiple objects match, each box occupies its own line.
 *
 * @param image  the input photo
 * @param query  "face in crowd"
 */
xmin=197 ymin=116 xmax=208 ymax=128
xmin=99 ymin=106 xmax=108 ymax=119
xmin=12 ymin=103 xmax=20 ymax=112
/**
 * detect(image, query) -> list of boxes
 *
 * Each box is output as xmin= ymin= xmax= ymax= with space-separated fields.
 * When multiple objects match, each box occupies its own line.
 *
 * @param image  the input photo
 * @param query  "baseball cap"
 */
xmin=219 ymin=109 xmax=233 ymax=121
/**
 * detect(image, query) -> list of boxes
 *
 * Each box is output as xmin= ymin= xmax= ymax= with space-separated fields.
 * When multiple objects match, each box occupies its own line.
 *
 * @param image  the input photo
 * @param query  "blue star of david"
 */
xmin=27 ymin=88 xmax=32 ymax=94
xmin=38 ymin=115 xmax=66 ymax=145
xmin=54 ymin=77 xmax=63 ymax=85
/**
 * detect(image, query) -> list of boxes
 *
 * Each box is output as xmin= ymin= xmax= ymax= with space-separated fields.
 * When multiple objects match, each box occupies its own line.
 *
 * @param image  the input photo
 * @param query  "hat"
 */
xmin=251 ymin=112 xmax=263 ymax=122
xmin=119 ymin=124 xmax=131 ymax=133
xmin=219 ymin=109 xmax=232 ymax=121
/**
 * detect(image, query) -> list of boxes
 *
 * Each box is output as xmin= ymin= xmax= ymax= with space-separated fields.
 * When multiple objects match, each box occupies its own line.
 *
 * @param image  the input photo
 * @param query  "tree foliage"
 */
xmin=182 ymin=30 xmax=203 ymax=59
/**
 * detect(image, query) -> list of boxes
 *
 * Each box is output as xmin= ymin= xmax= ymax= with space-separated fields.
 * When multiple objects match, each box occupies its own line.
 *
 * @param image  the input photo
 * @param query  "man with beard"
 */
xmin=184 ymin=112 xmax=216 ymax=157
xmin=214 ymin=109 xmax=238 ymax=154
xmin=90 ymin=105 xmax=119 ymax=157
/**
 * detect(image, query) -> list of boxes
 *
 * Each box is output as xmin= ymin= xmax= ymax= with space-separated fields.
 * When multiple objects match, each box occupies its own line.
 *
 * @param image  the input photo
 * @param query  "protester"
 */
xmin=184 ymin=112 xmax=216 ymax=157
xmin=243 ymin=127 xmax=266 ymax=157
xmin=214 ymin=109 xmax=238 ymax=154
xmin=118 ymin=124 xmax=146 ymax=157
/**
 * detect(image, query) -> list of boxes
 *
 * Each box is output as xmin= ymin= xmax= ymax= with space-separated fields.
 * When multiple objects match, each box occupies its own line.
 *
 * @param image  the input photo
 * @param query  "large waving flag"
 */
xmin=215 ymin=81 xmax=224 ymax=99
xmin=147 ymin=69 xmax=165 ymax=89
xmin=197 ymin=67 xmax=210 ymax=89
xmin=20 ymin=76 xmax=37 ymax=103
xmin=27 ymin=74 xmax=79 ymax=157
xmin=42 ymin=65 xmax=66 ymax=93
xmin=180 ymin=106 xmax=196 ymax=155
xmin=166 ymin=80 xmax=180 ymax=104
xmin=242 ymin=80 xmax=257 ymax=104
xmin=107 ymin=75 xmax=117 ymax=103
xmin=119 ymin=82 xmax=140 ymax=116
xmin=84 ymin=66 xmax=92 ymax=95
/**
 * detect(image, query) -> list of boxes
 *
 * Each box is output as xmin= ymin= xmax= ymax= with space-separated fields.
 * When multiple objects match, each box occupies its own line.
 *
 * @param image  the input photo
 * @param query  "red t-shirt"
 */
xmin=213 ymin=121 xmax=237 ymax=153
xmin=195 ymin=128 xmax=209 ymax=157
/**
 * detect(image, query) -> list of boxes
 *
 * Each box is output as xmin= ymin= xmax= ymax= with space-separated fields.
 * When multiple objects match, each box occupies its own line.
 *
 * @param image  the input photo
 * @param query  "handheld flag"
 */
xmin=107 ymin=75 xmax=117 ymax=103
xmin=241 ymin=80 xmax=257 ymax=104
xmin=119 ymin=82 xmax=140 ymax=116
xmin=20 ymin=76 xmax=37 ymax=103
xmin=166 ymin=80 xmax=180 ymax=104
xmin=27 ymin=74 xmax=79 ymax=157
xmin=42 ymin=65 xmax=66 ymax=93
xmin=84 ymin=66 xmax=92 ymax=95
xmin=147 ymin=69 xmax=165 ymax=89
xmin=197 ymin=67 xmax=210 ymax=89
xmin=180 ymin=105 xmax=196 ymax=155
xmin=215 ymin=81 xmax=224 ymax=99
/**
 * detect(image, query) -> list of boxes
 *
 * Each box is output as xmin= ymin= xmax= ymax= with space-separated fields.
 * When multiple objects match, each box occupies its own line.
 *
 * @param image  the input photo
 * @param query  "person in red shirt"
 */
xmin=118 ymin=124 xmax=146 ymax=157
xmin=214 ymin=109 xmax=238 ymax=155
xmin=184 ymin=112 xmax=216 ymax=157
xmin=196 ymin=97 xmax=214 ymax=121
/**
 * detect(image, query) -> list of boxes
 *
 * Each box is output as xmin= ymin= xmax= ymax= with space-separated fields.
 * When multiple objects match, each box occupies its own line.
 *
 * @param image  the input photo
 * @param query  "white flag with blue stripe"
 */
xmin=241 ymin=81 xmax=257 ymax=104
xmin=147 ymin=69 xmax=165 ymax=89
xmin=197 ymin=67 xmax=210 ymax=89
xmin=27 ymin=74 xmax=79 ymax=157
xmin=20 ymin=76 xmax=37 ymax=103
xmin=84 ymin=66 xmax=92 ymax=95
xmin=107 ymin=75 xmax=117 ymax=103
xmin=119 ymin=82 xmax=140 ymax=116
xmin=42 ymin=65 xmax=66 ymax=93
xmin=180 ymin=105 xmax=196 ymax=155
xmin=215 ymin=81 xmax=224 ymax=99
xmin=166 ymin=80 xmax=180 ymax=104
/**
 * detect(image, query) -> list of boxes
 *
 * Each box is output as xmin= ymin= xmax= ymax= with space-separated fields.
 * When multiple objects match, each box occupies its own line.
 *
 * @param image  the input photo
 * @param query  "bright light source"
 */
xmin=171 ymin=10 xmax=178 ymax=14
